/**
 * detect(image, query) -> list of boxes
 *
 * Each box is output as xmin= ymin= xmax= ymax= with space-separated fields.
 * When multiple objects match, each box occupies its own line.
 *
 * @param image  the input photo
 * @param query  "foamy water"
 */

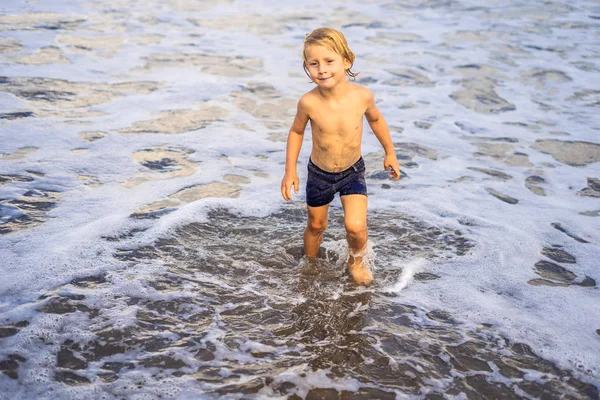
xmin=1 ymin=0 xmax=599 ymax=398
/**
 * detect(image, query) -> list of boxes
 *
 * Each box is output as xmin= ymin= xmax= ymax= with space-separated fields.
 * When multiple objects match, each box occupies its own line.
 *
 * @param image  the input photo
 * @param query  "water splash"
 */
xmin=386 ymin=258 xmax=427 ymax=293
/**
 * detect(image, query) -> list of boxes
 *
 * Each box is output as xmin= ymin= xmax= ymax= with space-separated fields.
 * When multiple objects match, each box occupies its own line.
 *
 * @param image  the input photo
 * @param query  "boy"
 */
xmin=281 ymin=27 xmax=401 ymax=285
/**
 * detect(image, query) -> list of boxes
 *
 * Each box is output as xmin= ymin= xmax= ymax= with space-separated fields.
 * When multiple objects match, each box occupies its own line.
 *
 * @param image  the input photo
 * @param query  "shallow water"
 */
xmin=1 ymin=0 xmax=600 ymax=398
xmin=2 ymin=206 xmax=596 ymax=398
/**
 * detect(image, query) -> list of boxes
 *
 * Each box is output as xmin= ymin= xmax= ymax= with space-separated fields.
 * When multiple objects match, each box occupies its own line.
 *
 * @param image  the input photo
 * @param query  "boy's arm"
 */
xmin=281 ymin=97 xmax=310 ymax=200
xmin=364 ymin=90 xmax=401 ymax=181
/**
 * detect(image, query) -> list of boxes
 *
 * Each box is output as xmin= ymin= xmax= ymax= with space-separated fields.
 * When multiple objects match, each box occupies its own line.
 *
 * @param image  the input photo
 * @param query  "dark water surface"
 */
xmin=2 ymin=206 xmax=596 ymax=399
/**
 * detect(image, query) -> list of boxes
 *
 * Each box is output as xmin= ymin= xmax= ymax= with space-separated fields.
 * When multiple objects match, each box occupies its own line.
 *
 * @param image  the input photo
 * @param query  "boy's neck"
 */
xmin=317 ymin=80 xmax=351 ymax=99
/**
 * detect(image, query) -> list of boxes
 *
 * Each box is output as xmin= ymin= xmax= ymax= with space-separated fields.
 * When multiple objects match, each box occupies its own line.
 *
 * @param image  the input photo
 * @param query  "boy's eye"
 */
xmin=327 ymin=60 xmax=333 ymax=63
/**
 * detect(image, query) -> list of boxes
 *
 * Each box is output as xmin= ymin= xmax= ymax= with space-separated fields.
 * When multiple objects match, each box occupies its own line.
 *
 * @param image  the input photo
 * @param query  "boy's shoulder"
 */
xmin=300 ymin=87 xmax=321 ymax=99
xmin=297 ymin=88 xmax=320 ymax=108
xmin=350 ymin=82 xmax=374 ymax=99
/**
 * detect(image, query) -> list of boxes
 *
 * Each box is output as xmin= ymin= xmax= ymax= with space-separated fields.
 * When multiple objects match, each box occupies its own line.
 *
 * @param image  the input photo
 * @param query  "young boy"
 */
xmin=280 ymin=27 xmax=401 ymax=285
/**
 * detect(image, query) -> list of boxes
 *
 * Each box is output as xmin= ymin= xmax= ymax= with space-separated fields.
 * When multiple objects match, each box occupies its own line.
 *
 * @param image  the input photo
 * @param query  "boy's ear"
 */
xmin=344 ymin=58 xmax=351 ymax=70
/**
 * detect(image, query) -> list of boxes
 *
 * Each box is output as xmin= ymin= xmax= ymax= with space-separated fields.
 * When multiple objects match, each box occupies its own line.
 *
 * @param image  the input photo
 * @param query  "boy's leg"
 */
xmin=341 ymin=194 xmax=372 ymax=285
xmin=305 ymin=204 xmax=330 ymax=257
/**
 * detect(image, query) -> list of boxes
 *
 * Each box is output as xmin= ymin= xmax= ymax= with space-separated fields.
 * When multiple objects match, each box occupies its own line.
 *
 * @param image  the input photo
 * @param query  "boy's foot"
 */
xmin=348 ymin=257 xmax=373 ymax=286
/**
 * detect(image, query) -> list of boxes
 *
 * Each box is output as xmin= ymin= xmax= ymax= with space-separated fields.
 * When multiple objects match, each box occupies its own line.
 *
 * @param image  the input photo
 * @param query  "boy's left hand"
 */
xmin=384 ymin=154 xmax=401 ymax=181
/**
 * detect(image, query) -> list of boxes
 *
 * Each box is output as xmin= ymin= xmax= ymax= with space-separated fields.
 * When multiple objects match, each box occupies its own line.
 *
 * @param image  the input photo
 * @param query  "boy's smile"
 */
xmin=304 ymin=44 xmax=351 ymax=89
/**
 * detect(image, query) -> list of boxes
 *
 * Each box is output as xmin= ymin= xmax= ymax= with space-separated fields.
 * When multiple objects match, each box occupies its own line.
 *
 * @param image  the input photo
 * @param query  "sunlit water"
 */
xmin=1 ymin=0 xmax=599 ymax=398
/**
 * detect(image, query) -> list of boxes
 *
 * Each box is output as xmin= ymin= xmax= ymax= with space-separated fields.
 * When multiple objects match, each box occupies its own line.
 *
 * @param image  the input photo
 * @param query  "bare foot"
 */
xmin=348 ymin=256 xmax=373 ymax=286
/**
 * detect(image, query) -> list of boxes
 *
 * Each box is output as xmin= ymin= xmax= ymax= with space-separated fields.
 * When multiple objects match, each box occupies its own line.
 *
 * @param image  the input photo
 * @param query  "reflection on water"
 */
xmin=2 ymin=205 xmax=596 ymax=398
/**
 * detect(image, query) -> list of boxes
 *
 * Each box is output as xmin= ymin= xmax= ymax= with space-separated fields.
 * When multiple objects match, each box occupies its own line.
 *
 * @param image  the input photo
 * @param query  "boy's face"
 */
xmin=304 ymin=45 xmax=351 ymax=89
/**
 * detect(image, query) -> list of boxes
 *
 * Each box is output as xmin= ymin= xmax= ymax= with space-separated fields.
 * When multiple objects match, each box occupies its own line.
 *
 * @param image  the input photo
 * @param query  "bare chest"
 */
xmin=310 ymin=101 xmax=364 ymax=135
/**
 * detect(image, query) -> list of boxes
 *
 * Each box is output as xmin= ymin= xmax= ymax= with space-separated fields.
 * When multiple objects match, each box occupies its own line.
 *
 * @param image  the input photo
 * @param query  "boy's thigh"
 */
xmin=307 ymin=203 xmax=330 ymax=225
xmin=340 ymin=194 xmax=368 ymax=229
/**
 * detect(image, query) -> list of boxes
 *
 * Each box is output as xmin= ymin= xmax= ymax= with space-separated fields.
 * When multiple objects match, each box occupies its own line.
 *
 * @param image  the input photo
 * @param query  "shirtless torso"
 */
xmin=303 ymin=84 xmax=367 ymax=172
xmin=289 ymin=82 xmax=375 ymax=174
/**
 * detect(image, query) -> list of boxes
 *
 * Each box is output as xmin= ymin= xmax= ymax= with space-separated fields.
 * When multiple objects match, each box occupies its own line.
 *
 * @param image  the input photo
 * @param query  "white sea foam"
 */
xmin=387 ymin=258 xmax=427 ymax=293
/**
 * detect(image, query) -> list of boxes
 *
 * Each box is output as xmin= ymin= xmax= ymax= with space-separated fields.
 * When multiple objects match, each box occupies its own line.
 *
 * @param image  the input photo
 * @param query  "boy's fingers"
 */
xmin=281 ymin=179 xmax=298 ymax=201
xmin=281 ymin=183 xmax=289 ymax=200
xmin=392 ymin=166 xmax=401 ymax=181
xmin=280 ymin=176 xmax=299 ymax=200
xmin=385 ymin=164 xmax=401 ymax=181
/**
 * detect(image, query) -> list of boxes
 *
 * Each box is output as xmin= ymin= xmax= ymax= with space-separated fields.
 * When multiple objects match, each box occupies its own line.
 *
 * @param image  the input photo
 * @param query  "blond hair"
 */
xmin=303 ymin=27 xmax=358 ymax=80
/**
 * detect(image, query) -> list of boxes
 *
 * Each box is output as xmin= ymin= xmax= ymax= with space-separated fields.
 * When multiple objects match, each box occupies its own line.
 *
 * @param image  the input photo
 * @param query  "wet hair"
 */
xmin=303 ymin=27 xmax=358 ymax=81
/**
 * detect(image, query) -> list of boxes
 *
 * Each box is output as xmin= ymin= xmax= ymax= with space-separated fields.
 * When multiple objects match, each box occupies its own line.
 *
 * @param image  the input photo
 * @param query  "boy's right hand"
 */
xmin=281 ymin=172 xmax=299 ymax=201
xmin=384 ymin=154 xmax=401 ymax=181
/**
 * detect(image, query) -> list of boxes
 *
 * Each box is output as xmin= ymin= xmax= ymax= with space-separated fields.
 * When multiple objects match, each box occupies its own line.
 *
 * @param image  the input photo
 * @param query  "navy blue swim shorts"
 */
xmin=306 ymin=157 xmax=367 ymax=207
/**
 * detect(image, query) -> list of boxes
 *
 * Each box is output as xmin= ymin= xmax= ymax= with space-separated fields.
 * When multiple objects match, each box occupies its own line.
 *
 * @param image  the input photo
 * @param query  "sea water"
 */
xmin=1 ymin=0 xmax=599 ymax=398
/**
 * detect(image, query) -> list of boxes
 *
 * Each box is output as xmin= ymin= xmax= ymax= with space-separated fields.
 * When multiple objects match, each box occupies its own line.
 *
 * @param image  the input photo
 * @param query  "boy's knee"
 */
xmin=345 ymin=219 xmax=367 ymax=236
xmin=307 ymin=218 xmax=327 ymax=234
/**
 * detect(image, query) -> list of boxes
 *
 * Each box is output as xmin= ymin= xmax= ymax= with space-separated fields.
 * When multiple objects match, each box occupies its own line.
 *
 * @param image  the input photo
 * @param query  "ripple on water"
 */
xmin=6 ymin=46 xmax=69 ymax=65
xmin=0 ymin=188 xmax=61 ymax=235
xmin=117 ymin=104 xmax=228 ymax=135
xmin=0 ymin=146 xmax=38 ymax=160
xmin=383 ymin=69 xmax=434 ymax=87
xmin=134 ymin=52 xmax=263 ymax=77
xmin=0 ymin=13 xmax=85 ymax=31
xmin=0 ymin=76 xmax=161 ymax=110
xmin=1 ymin=206 xmax=597 ymax=397
xmin=531 ymin=140 xmax=600 ymax=167
xmin=121 ymin=145 xmax=198 ymax=188
xmin=231 ymin=82 xmax=297 ymax=132
xmin=0 ymin=37 xmax=23 ymax=53
xmin=577 ymin=178 xmax=600 ymax=198
xmin=450 ymin=78 xmax=516 ymax=114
